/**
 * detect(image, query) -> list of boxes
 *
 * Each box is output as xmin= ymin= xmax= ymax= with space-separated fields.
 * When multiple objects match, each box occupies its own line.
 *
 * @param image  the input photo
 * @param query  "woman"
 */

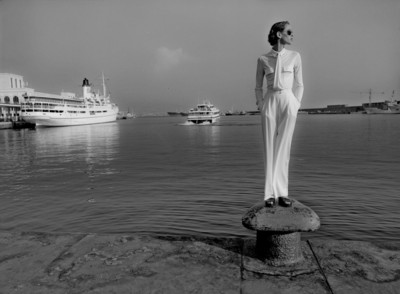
xmin=254 ymin=21 xmax=304 ymax=207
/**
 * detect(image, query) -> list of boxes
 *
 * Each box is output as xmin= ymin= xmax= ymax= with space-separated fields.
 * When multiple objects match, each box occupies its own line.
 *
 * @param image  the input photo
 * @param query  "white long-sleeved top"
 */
xmin=255 ymin=48 xmax=304 ymax=107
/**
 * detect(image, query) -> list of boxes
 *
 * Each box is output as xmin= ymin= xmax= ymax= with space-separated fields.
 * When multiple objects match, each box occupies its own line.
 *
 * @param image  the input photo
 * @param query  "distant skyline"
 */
xmin=1 ymin=0 xmax=399 ymax=114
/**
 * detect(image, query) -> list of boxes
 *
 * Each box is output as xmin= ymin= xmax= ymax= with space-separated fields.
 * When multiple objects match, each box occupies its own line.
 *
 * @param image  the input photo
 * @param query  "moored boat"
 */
xmin=362 ymin=90 xmax=400 ymax=114
xmin=167 ymin=111 xmax=188 ymax=116
xmin=187 ymin=101 xmax=220 ymax=124
xmin=12 ymin=120 xmax=36 ymax=129
xmin=363 ymin=101 xmax=400 ymax=114
xmin=225 ymin=110 xmax=246 ymax=116
xmin=21 ymin=74 xmax=119 ymax=126
xmin=167 ymin=111 xmax=181 ymax=116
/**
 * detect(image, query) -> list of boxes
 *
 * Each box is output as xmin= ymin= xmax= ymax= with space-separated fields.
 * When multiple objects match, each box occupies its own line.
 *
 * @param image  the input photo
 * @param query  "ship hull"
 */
xmin=22 ymin=109 xmax=118 ymax=127
xmin=187 ymin=115 xmax=220 ymax=124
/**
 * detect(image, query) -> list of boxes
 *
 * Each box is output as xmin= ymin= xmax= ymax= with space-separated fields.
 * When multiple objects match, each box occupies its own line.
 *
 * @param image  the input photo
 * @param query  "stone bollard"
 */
xmin=242 ymin=199 xmax=320 ymax=266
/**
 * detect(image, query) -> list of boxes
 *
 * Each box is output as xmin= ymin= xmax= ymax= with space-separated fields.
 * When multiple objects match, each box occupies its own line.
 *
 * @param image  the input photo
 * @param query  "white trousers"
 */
xmin=261 ymin=89 xmax=299 ymax=200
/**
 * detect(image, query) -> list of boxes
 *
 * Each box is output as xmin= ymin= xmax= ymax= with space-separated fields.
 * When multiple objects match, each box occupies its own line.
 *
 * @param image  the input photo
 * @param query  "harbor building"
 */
xmin=301 ymin=104 xmax=364 ymax=114
xmin=0 ymin=73 xmax=34 ymax=122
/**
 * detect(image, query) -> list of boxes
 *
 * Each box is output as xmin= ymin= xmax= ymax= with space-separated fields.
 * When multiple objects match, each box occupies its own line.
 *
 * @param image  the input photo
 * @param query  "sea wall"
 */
xmin=0 ymin=122 xmax=12 ymax=129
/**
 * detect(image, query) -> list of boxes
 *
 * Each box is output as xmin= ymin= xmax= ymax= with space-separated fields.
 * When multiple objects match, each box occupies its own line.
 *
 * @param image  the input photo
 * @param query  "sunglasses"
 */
xmin=285 ymin=30 xmax=293 ymax=36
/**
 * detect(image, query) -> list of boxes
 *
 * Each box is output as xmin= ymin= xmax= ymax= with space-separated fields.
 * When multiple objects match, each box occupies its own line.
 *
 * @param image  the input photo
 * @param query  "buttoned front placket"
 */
xmin=272 ymin=50 xmax=283 ymax=90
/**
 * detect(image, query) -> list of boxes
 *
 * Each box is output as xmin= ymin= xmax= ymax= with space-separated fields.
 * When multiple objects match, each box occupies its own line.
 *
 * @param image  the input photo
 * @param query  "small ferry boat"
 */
xmin=187 ymin=101 xmax=220 ymax=124
xmin=21 ymin=74 xmax=119 ymax=126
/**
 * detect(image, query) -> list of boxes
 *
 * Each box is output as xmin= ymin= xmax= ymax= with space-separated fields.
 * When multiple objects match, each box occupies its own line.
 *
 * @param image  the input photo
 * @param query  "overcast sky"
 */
xmin=1 ymin=0 xmax=399 ymax=113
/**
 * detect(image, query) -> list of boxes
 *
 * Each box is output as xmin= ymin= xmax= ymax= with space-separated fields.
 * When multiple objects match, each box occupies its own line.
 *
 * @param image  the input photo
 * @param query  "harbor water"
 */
xmin=1 ymin=114 xmax=399 ymax=243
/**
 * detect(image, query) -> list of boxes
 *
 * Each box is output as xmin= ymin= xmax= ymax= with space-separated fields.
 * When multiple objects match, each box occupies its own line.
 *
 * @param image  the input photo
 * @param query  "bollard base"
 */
xmin=256 ymin=231 xmax=304 ymax=266
xmin=242 ymin=238 xmax=319 ymax=276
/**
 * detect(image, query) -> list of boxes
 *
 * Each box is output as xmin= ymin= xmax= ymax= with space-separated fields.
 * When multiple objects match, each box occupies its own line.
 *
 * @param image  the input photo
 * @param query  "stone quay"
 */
xmin=1 ymin=231 xmax=400 ymax=293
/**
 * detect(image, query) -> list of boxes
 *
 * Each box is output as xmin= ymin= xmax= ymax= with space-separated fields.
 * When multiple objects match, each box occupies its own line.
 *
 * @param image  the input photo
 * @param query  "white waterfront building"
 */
xmin=0 ymin=73 xmax=34 ymax=122
xmin=0 ymin=73 xmax=79 ymax=123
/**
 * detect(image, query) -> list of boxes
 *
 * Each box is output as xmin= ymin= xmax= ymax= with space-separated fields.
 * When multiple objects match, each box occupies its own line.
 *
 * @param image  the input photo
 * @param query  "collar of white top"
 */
xmin=267 ymin=48 xmax=287 ymax=57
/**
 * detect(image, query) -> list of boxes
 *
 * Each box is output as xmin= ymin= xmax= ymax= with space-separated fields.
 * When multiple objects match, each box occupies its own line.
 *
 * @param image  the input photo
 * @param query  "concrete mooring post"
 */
xmin=242 ymin=199 xmax=320 ymax=266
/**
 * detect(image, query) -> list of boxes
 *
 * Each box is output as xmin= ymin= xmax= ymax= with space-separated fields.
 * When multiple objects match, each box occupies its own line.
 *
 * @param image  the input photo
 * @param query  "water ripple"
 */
xmin=1 ymin=116 xmax=399 ymax=242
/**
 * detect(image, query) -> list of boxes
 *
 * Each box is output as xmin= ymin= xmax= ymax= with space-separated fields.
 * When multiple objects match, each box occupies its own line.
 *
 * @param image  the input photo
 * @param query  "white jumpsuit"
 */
xmin=255 ymin=48 xmax=304 ymax=200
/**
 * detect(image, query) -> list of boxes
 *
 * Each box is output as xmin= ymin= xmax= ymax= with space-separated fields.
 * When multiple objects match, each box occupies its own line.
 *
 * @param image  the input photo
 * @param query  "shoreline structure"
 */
xmin=1 ymin=230 xmax=399 ymax=293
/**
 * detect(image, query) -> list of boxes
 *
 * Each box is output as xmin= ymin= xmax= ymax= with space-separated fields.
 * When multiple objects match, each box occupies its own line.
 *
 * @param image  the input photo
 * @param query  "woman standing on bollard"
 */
xmin=255 ymin=21 xmax=304 ymax=207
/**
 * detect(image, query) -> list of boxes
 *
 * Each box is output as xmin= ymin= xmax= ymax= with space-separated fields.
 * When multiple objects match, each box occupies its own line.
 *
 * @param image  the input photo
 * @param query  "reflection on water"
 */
xmin=185 ymin=123 xmax=221 ymax=147
xmin=33 ymin=122 xmax=120 ymax=163
xmin=0 ymin=122 xmax=120 ymax=197
xmin=36 ymin=124 xmax=119 ymax=175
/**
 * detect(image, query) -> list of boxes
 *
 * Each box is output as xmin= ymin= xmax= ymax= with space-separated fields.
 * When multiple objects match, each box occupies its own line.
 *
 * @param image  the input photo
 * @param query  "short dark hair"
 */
xmin=268 ymin=21 xmax=290 ymax=46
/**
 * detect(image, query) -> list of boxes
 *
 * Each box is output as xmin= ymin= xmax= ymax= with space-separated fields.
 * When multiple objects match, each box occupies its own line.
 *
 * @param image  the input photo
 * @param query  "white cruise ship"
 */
xmin=21 ymin=74 xmax=118 ymax=127
xmin=187 ymin=101 xmax=220 ymax=124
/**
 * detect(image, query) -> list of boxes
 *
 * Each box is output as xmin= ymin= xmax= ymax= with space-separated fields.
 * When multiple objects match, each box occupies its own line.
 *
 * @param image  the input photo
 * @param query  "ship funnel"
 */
xmin=82 ymin=78 xmax=90 ymax=87
xmin=82 ymin=78 xmax=91 ymax=99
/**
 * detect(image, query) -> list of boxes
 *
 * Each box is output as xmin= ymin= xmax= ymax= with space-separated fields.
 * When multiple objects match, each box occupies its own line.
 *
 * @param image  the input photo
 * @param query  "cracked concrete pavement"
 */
xmin=0 ymin=231 xmax=399 ymax=293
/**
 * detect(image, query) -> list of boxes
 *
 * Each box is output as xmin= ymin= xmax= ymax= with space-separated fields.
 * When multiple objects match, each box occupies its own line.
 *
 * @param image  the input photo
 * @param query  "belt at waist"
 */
xmin=266 ymin=88 xmax=291 ymax=94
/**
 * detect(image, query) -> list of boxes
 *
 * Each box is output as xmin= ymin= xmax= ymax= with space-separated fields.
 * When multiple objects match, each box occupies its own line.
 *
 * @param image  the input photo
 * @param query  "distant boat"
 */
xmin=363 ymin=90 xmax=400 ymax=114
xmin=125 ymin=112 xmax=136 ymax=119
xmin=225 ymin=105 xmax=246 ymax=116
xmin=21 ymin=74 xmax=119 ymax=126
xmin=167 ymin=111 xmax=188 ymax=116
xmin=225 ymin=110 xmax=246 ymax=116
xmin=247 ymin=110 xmax=260 ymax=115
xmin=187 ymin=100 xmax=220 ymax=124
xmin=118 ymin=108 xmax=136 ymax=119
xmin=118 ymin=112 xmax=136 ymax=119
xmin=363 ymin=101 xmax=400 ymax=114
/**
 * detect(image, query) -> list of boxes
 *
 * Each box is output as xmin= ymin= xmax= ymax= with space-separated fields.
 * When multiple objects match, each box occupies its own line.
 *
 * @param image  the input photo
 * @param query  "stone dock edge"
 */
xmin=0 ymin=231 xmax=399 ymax=294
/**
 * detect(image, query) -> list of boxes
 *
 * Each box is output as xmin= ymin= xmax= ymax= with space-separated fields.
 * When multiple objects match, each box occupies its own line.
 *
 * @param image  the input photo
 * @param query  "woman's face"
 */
xmin=279 ymin=24 xmax=294 ymax=45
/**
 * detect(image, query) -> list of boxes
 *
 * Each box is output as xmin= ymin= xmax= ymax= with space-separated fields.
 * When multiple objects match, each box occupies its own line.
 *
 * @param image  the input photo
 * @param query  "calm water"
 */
xmin=1 ymin=114 xmax=399 ymax=243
